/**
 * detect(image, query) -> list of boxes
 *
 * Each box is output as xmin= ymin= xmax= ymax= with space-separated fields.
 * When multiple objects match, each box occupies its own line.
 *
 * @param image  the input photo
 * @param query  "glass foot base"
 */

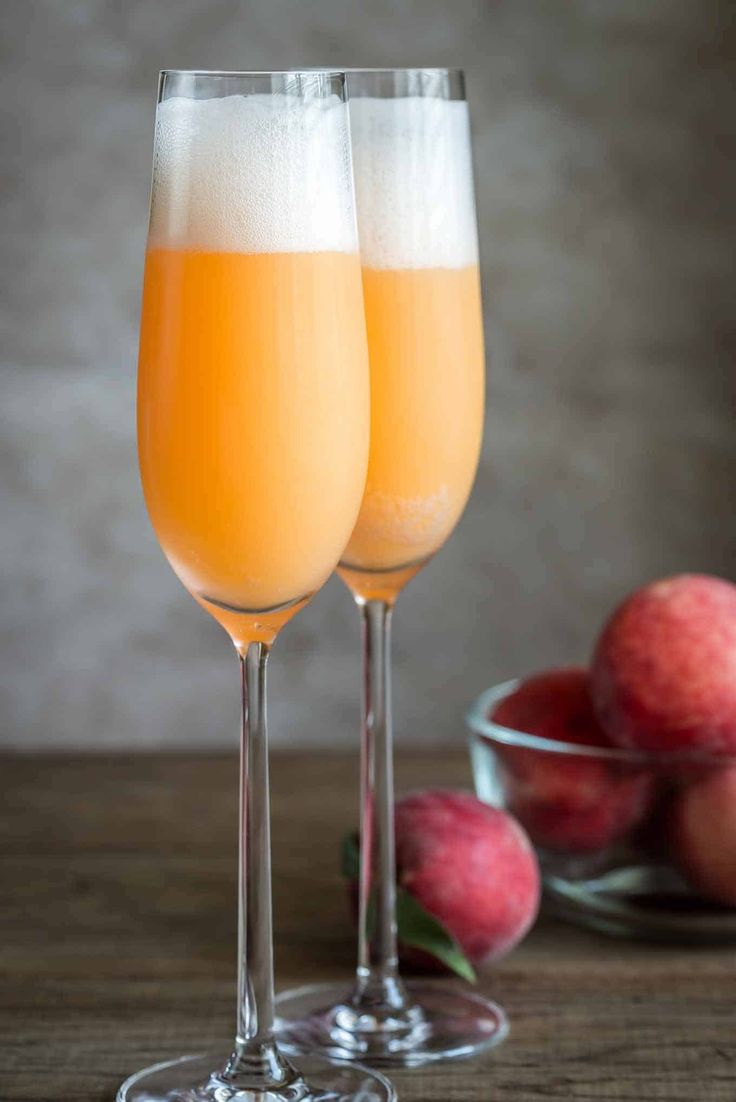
xmin=117 ymin=1051 xmax=395 ymax=1102
xmin=275 ymin=980 xmax=508 ymax=1068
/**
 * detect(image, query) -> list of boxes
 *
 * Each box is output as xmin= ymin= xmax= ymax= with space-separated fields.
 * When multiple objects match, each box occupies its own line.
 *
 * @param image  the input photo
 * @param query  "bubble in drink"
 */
xmin=349 ymin=96 xmax=478 ymax=270
xmin=341 ymin=95 xmax=484 ymax=578
xmin=139 ymin=93 xmax=369 ymax=619
xmin=150 ymin=94 xmax=357 ymax=255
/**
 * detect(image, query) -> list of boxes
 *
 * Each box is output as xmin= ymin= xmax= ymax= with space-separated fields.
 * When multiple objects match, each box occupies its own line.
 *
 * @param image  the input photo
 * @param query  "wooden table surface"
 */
xmin=1 ymin=750 xmax=734 ymax=1101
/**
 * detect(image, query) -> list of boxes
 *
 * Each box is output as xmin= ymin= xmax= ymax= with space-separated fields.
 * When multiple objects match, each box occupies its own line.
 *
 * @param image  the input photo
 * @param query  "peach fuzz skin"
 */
xmin=394 ymin=789 xmax=540 ymax=966
xmin=591 ymin=574 xmax=736 ymax=755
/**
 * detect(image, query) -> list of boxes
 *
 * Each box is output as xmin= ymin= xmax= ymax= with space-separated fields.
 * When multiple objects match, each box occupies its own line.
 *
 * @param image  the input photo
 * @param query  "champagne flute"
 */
xmin=276 ymin=68 xmax=507 ymax=1067
xmin=118 ymin=69 xmax=394 ymax=1102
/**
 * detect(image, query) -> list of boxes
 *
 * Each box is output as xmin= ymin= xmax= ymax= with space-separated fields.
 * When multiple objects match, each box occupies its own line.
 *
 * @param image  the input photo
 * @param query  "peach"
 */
xmin=673 ymin=767 xmax=736 ymax=906
xmin=492 ymin=668 xmax=652 ymax=853
xmin=591 ymin=574 xmax=736 ymax=754
xmin=394 ymin=789 xmax=540 ymax=966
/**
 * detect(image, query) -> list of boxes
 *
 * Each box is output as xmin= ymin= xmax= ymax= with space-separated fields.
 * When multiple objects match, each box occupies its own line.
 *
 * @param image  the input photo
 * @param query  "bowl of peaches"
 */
xmin=466 ymin=574 xmax=736 ymax=941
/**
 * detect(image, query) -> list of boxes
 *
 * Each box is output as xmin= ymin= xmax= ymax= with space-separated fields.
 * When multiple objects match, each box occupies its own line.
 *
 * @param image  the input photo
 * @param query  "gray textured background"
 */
xmin=1 ymin=0 xmax=734 ymax=750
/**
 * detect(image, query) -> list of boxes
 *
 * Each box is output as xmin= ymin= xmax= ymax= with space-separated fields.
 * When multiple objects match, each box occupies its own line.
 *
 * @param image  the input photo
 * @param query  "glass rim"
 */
xmin=158 ymin=69 xmax=348 ymax=78
xmin=241 ymin=67 xmax=464 ymax=76
xmin=343 ymin=67 xmax=464 ymax=75
xmin=465 ymin=679 xmax=736 ymax=767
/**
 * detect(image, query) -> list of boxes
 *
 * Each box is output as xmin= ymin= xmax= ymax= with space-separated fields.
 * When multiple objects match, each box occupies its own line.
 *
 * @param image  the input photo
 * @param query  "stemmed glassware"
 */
xmin=276 ymin=68 xmax=507 ymax=1067
xmin=118 ymin=69 xmax=394 ymax=1102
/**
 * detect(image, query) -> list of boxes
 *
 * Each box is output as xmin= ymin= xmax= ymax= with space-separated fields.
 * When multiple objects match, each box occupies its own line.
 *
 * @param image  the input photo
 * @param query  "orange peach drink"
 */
xmin=138 ymin=93 xmax=369 ymax=633
xmin=342 ymin=95 xmax=484 ymax=583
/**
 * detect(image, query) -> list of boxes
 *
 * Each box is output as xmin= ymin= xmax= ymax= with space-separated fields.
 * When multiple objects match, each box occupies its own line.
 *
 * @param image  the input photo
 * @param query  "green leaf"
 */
xmin=396 ymin=887 xmax=477 ymax=984
xmin=341 ymin=831 xmax=360 ymax=880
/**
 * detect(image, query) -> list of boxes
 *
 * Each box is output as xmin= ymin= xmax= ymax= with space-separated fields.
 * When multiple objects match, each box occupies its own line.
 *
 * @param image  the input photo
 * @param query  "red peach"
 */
xmin=395 ymin=789 xmax=540 ymax=965
xmin=672 ymin=767 xmax=736 ymax=906
xmin=492 ymin=668 xmax=653 ymax=853
xmin=591 ymin=574 xmax=736 ymax=754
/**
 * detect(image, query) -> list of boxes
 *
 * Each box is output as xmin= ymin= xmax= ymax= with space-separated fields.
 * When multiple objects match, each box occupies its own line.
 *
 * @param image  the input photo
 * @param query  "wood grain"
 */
xmin=1 ymin=752 xmax=734 ymax=1101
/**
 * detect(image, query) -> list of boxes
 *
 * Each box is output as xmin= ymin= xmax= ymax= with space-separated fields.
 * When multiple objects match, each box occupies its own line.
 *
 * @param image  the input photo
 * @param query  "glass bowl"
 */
xmin=466 ymin=680 xmax=736 ymax=942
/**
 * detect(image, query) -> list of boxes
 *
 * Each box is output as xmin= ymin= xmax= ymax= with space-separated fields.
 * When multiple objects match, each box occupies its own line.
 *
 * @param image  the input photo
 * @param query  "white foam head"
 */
xmin=349 ymin=96 xmax=479 ymax=269
xmin=149 ymin=93 xmax=358 ymax=253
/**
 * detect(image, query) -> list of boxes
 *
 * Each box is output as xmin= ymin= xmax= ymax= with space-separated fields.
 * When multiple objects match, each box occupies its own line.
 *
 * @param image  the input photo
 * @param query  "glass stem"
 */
xmin=222 ymin=641 xmax=296 ymax=1089
xmin=352 ymin=599 xmax=412 ymax=1022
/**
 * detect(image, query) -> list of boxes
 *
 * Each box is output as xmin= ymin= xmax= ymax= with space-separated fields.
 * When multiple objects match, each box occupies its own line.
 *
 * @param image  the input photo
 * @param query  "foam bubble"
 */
xmin=349 ymin=96 xmax=479 ymax=270
xmin=149 ymin=93 xmax=357 ymax=254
